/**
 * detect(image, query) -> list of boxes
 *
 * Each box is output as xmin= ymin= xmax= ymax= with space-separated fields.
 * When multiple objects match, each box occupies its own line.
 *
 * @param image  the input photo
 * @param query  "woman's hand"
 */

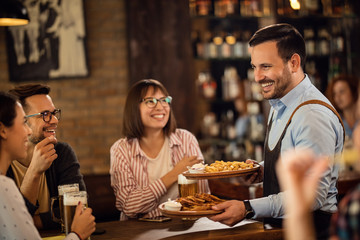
xmin=172 ymin=156 xmax=201 ymax=175
xmin=161 ymin=156 xmax=201 ymax=189
xmin=71 ymin=202 xmax=96 ymax=240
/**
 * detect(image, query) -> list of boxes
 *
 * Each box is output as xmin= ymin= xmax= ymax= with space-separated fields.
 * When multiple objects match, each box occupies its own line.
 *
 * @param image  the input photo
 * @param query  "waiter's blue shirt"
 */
xmin=250 ymin=74 xmax=344 ymax=218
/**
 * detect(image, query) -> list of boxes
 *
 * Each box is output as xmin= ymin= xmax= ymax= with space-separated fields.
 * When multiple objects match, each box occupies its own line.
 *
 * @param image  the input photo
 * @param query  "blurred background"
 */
xmin=0 ymin=0 xmax=359 ymax=176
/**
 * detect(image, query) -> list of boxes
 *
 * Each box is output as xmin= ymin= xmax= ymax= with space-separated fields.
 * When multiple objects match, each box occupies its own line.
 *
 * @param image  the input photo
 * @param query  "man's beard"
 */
xmin=29 ymin=127 xmax=48 ymax=144
xmin=263 ymin=66 xmax=292 ymax=100
xmin=29 ymin=134 xmax=45 ymax=144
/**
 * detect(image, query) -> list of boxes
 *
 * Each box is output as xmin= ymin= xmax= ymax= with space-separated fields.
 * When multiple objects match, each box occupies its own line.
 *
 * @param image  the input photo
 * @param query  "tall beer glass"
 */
xmin=63 ymin=191 xmax=87 ymax=235
xmin=178 ymin=174 xmax=198 ymax=197
xmin=58 ymin=183 xmax=79 ymax=232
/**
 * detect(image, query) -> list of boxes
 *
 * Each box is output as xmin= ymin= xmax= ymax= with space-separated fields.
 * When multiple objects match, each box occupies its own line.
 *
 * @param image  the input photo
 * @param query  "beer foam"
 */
xmin=178 ymin=174 xmax=197 ymax=184
xmin=58 ymin=186 xmax=79 ymax=195
xmin=63 ymin=191 xmax=87 ymax=206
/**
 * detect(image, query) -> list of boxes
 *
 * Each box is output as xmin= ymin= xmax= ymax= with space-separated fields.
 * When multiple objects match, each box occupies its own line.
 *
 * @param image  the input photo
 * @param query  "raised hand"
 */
xmin=29 ymin=136 xmax=58 ymax=175
xmin=172 ymin=156 xmax=202 ymax=176
xmin=20 ymin=136 xmax=58 ymax=208
xmin=161 ymin=156 xmax=201 ymax=189
xmin=276 ymin=149 xmax=329 ymax=240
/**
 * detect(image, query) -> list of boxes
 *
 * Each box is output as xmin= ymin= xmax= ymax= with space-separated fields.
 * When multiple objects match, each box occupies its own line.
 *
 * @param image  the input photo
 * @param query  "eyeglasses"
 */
xmin=26 ymin=109 xmax=61 ymax=123
xmin=140 ymin=96 xmax=172 ymax=108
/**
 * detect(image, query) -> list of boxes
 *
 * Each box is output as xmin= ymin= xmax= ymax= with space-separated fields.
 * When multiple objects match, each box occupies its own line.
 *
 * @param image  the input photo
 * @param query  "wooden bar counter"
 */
xmin=41 ymin=218 xmax=282 ymax=240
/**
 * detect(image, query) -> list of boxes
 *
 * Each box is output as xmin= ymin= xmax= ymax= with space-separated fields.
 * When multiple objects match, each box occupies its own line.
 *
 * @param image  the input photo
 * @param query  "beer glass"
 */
xmin=178 ymin=174 xmax=198 ymax=197
xmin=51 ymin=183 xmax=79 ymax=232
xmin=63 ymin=191 xmax=88 ymax=235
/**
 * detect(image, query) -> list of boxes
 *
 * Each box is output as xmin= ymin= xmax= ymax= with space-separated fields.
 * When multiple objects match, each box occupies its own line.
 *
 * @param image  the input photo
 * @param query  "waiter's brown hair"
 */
xmin=249 ymin=23 xmax=306 ymax=69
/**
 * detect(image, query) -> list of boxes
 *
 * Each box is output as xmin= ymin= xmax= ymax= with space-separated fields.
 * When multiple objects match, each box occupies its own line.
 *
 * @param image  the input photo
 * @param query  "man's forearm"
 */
xmin=20 ymin=168 xmax=41 ymax=205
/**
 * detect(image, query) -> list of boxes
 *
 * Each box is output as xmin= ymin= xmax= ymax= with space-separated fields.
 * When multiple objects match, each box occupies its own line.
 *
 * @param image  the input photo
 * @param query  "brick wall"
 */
xmin=0 ymin=0 xmax=128 ymax=175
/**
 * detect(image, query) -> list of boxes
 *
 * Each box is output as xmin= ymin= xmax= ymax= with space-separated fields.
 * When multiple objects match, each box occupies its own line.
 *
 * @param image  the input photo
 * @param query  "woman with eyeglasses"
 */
xmin=0 ymin=91 xmax=95 ymax=240
xmin=110 ymin=79 xmax=210 ymax=220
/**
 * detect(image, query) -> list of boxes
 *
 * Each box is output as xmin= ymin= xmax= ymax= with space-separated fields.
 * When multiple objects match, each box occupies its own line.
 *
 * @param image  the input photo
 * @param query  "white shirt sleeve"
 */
xmin=0 ymin=176 xmax=80 ymax=240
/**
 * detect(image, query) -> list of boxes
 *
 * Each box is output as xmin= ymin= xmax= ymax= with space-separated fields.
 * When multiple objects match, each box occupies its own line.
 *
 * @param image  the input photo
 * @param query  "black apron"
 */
xmin=263 ymin=100 xmax=344 ymax=240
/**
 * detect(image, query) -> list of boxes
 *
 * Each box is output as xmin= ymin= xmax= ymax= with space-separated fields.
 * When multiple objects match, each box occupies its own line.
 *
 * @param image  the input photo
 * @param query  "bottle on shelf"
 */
xmin=203 ymin=31 xmax=217 ymax=59
xmin=330 ymin=24 xmax=344 ymax=54
xmin=196 ymin=0 xmax=213 ymax=16
xmin=225 ymin=32 xmax=236 ymax=58
xmin=304 ymin=0 xmax=322 ymax=15
xmin=191 ymin=30 xmax=204 ymax=58
xmin=317 ymin=28 xmax=330 ymax=56
xmin=214 ymin=0 xmax=226 ymax=17
xmin=189 ymin=0 xmax=197 ymax=17
xmin=277 ymin=0 xmax=296 ymax=16
xmin=233 ymin=31 xmax=246 ymax=58
xmin=213 ymin=31 xmax=224 ymax=58
xmin=248 ymin=101 xmax=264 ymax=142
xmin=304 ymin=28 xmax=316 ymax=57
xmin=321 ymin=0 xmax=333 ymax=16
xmin=196 ymin=70 xmax=217 ymax=99
xmin=328 ymin=56 xmax=341 ymax=80
xmin=202 ymin=112 xmax=219 ymax=138
xmin=242 ymin=30 xmax=252 ymax=57
xmin=240 ymin=0 xmax=263 ymax=17
xmin=306 ymin=60 xmax=322 ymax=90
xmin=222 ymin=66 xmax=240 ymax=101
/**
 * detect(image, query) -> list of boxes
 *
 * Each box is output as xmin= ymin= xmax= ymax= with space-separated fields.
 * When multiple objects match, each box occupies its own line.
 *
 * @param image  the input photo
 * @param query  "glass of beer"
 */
xmin=178 ymin=174 xmax=198 ymax=197
xmin=63 ymin=191 xmax=88 ymax=235
xmin=58 ymin=183 xmax=79 ymax=232
xmin=51 ymin=183 xmax=79 ymax=232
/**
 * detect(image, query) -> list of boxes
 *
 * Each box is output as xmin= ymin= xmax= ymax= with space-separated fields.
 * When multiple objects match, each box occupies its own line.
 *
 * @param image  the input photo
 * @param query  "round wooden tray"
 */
xmin=159 ymin=203 xmax=222 ymax=218
xmin=182 ymin=164 xmax=260 ymax=180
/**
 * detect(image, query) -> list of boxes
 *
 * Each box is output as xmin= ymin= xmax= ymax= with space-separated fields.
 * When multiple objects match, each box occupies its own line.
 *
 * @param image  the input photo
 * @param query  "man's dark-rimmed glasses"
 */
xmin=25 ymin=109 xmax=61 ymax=123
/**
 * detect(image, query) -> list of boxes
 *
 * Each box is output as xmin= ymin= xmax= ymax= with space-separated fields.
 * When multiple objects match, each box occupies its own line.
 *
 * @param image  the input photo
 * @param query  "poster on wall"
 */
xmin=6 ymin=0 xmax=88 ymax=82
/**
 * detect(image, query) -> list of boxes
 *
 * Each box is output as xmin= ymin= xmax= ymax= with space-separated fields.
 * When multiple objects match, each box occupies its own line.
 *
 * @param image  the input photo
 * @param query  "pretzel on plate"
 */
xmin=176 ymin=193 xmax=225 ymax=211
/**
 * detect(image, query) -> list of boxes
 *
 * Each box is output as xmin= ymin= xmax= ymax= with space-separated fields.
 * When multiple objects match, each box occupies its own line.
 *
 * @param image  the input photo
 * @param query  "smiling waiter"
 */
xmin=210 ymin=23 xmax=344 ymax=240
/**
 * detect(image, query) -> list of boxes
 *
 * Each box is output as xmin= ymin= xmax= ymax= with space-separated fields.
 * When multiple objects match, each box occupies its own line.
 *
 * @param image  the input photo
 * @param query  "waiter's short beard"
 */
xmin=269 ymin=65 xmax=292 ymax=100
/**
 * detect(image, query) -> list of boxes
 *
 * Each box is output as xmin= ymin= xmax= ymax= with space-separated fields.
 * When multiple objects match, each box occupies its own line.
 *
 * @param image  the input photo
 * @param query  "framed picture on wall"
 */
xmin=6 ymin=0 xmax=88 ymax=82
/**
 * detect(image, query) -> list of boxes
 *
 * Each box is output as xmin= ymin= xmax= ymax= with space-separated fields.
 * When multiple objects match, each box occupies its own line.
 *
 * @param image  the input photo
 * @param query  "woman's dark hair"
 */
xmin=122 ymin=79 xmax=177 ymax=139
xmin=326 ymin=75 xmax=359 ymax=113
xmin=0 ymin=91 xmax=18 ymax=129
xmin=9 ymin=84 xmax=50 ymax=112
xmin=249 ymin=23 xmax=306 ymax=69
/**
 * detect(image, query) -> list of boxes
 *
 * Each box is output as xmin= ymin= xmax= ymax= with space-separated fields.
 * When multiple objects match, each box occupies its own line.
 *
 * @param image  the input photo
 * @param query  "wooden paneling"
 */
xmin=126 ymin=0 xmax=197 ymax=131
xmin=84 ymin=174 xmax=120 ymax=222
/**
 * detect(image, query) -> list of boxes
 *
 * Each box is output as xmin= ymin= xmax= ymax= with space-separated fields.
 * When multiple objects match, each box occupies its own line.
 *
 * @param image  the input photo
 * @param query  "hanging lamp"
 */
xmin=0 ymin=0 xmax=29 ymax=26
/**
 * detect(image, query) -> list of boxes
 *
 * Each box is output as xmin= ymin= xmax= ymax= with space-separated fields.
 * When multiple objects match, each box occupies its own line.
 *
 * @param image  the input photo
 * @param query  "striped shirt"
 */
xmin=110 ymin=128 xmax=210 ymax=220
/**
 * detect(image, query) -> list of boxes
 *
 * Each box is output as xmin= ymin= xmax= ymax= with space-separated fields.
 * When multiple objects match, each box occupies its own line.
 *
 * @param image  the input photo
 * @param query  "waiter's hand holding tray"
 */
xmin=159 ymin=193 xmax=225 ymax=218
xmin=182 ymin=160 xmax=260 ymax=180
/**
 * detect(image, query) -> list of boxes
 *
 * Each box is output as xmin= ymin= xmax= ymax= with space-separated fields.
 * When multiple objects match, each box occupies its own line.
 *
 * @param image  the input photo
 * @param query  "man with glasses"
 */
xmin=6 ymin=84 xmax=85 ymax=230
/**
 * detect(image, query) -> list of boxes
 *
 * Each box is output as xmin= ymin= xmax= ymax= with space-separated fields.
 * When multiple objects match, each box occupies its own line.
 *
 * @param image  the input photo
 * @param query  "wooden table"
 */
xmin=41 ymin=218 xmax=283 ymax=240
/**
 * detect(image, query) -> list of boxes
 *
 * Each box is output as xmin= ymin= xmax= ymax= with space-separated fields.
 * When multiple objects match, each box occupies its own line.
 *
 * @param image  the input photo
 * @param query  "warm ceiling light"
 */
xmin=289 ymin=0 xmax=301 ymax=10
xmin=0 ymin=0 xmax=29 ymax=26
